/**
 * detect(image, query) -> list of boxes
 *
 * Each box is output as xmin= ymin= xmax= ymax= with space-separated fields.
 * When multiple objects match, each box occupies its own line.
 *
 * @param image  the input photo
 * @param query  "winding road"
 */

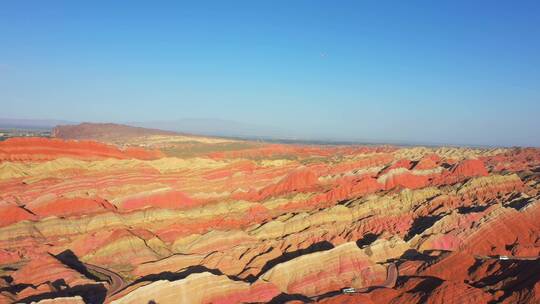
xmin=83 ymin=261 xmax=397 ymax=302
xmin=359 ymin=262 xmax=398 ymax=290
xmin=381 ymin=262 xmax=398 ymax=288
xmin=341 ymin=262 xmax=398 ymax=295
xmin=474 ymin=255 xmax=539 ymax=261
xmin=84 ymin=263 xmax=127 ymax=297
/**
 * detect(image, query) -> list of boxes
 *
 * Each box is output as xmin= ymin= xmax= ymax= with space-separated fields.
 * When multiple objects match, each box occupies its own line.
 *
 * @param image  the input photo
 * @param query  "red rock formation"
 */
xmin=317 ymin=176 xmax=382 ymax=204
xmin=120 ymin=190 xmax=199 ymax=211
xmin=326 ymin=153 xmax=394 ymax=175
xmin=0 ymin=205 xmax=36 ymax=227
xmin=0 ymin=137 xmax=163 ymax=161
xmin=379 ymin=170 xmax=431 ymax=190
xmin=234 ymin=168 xmax=319 ymax=201
xmin=413 ymin=154 xmax=441 ymax=170
xmin=259 ymin=169 xmax=319 ymax=198
xmin=380 ymin=159 xmax=413 ymax=175
xmin=27 ymin=197 xmax=116 ymax=217
xmin=484 ymin=147 xmax=540 ymax=172
xmin=0 ymin=135 xmax=539 ymax=303
xmin=451 ymin=159 xmax=489 ymax=178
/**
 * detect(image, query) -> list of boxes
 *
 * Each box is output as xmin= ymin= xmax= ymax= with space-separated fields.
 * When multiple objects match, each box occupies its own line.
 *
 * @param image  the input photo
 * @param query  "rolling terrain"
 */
xmin=0 ymin=123 xmax=539 ymax=304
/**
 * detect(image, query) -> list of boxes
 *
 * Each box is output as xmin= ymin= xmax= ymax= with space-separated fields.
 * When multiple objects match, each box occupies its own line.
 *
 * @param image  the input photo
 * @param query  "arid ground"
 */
xmin=1 ymin=123 xmax=539 ymax=304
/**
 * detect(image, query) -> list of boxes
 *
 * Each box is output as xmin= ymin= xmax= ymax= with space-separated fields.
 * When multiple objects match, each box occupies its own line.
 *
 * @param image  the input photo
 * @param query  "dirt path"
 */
xmin=474 ymin=255 xmax=539 ymax=261
xmin=84 ymin=263 xmax=127 ymax=297
xmin=382 ymin=262 xmax=398 ymax=288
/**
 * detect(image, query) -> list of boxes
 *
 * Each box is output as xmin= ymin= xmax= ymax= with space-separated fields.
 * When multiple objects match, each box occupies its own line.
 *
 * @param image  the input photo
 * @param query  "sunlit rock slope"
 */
xmin=0 ymin=125 xmax=539 ymax=303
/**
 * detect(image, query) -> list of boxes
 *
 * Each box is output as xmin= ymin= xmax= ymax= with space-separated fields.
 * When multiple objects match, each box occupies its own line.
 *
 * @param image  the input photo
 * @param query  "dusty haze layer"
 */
xmin=0 ymin=124 xmax=539 ymax=304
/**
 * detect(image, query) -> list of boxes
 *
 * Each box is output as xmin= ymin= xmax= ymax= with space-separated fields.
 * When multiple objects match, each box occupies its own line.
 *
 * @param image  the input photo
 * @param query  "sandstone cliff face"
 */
xmin=0 ymin=136 xmax=539 ymax=303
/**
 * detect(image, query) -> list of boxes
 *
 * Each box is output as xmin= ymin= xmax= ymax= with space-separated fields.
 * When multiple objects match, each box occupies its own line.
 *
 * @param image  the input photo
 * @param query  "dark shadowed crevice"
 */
xmin=53 ymin=250 xmax=102 ymax=282
xmin=15 ymin=283 xmax=107 ymax=304
xmin=457 ymin=205 xmax=489 ymax=214
xmin=410 ymin=276 xmax=444 ymax=302
xmin=131 ymin=265 xmax=245 ymax=286
xmin=505 ymin=197 xmax=533 ymax=210
xmin=19 ymin=205 xmax=37 ymax=216
xmin=0 ymin=282 xmax=32 ymax=294
xmin=404 ymin=215 xmax=445 ymax=241
xmin=356 ymin=233 xmax=380 ymax=248
xmin=467 ymin=258 xmax=486 ymax=276
xmin=399 ymin=249 xmax=437 ymax=262
xmin=440 ymin=163 xmax=453 ymax=169
xmin=250 ymin=247 xmax=275 ymax=263
xmin=399 ymin=276 xmax=444 ymax=303
xmin=239 ymin=246 xmax=273 ymax=262
xmin=472 ymin=260 xmax=540 ymax=289
xmin=266 ymin=292 xmax=313 ymax=303
xmin=478 ymin=260 xmax=540 ymax=304
xmin=336 ymin=198 xmax=352 ymax=206
xmin=255 ymin=241 xmax=334 ymax=279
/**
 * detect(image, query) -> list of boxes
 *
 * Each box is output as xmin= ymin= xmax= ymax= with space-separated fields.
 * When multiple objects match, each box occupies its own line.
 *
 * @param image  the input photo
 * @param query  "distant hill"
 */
xmin=3 ymin=118 xmax=291 ymax=141
xmin=52 ymin=122 xmax=179 ymax=141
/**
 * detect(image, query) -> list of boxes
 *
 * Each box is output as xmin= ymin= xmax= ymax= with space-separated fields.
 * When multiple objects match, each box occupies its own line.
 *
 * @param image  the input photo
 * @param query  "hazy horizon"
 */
xmin=0 ymin=117 xmax=534 ymax=148
xmin=1 ymin=1 xmax=539 ymax=147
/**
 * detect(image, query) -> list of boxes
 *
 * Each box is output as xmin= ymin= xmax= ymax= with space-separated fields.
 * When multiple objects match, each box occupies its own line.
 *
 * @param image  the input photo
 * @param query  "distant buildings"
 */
xmin=0 ymin=128 xmax=51 ymax=141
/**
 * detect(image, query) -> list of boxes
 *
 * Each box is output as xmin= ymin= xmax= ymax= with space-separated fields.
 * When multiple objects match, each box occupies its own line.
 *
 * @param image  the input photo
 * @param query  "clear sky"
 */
xmin=1 ymin=1 xmax=539 ymax=146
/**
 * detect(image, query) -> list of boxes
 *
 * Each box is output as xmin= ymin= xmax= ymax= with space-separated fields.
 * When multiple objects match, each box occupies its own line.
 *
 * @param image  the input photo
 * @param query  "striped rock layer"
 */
xmin=0 ymin=136 xmax=539 ymax=304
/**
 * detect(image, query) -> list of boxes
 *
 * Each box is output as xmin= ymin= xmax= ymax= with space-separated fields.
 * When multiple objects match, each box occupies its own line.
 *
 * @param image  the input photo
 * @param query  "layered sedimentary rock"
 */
xmin=111 ymin=273 xmax=279 ymax=304
xmin=260 ymin=242 xmax=388 ymax=296
xmin=0 ymin=131 xmax=539 ymax=303
xmin=0 ymin=137 xmax=162 ymax=161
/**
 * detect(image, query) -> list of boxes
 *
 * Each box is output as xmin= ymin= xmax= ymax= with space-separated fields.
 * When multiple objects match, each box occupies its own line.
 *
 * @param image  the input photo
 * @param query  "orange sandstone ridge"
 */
xmin=0 ymin=133 xmax=539 ymax=304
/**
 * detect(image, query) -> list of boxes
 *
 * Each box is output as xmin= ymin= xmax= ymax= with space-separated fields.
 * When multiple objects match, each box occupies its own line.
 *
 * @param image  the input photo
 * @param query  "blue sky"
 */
xmin=1 ymin=1 xmax=539 ymax=146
